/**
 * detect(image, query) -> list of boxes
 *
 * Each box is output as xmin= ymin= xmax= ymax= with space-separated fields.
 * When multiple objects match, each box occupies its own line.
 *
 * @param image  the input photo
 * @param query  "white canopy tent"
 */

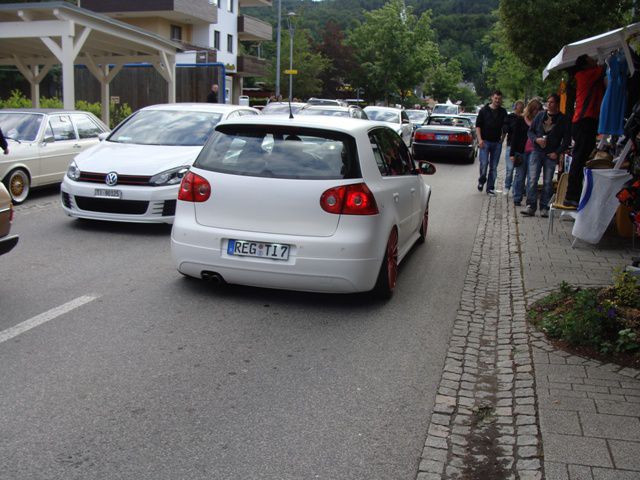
xmin=543 ymin=22 xmax=640 ymax=80
xmin=0 ymin=2 xmax=181 ymax=126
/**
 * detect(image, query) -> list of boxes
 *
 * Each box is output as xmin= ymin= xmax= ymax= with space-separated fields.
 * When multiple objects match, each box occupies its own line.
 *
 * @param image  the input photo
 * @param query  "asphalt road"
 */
xmin=0 ymin=159 xmax=483 ymax=480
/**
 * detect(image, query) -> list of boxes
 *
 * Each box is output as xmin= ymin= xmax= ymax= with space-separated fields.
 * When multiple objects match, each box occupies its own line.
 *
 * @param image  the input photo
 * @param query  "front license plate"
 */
xmin=94 ymin=188 xmax=122 ymax=199
xmin=227 ymin=239 xmax=290 ymax=260
xmin=436 ymin=134 xmax=449 ymax=141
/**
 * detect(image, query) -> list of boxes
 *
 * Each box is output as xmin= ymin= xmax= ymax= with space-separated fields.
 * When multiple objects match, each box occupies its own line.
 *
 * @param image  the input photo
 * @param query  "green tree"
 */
xmin=499 ymin=0 xmax=632 ymax=70
xmin=346 ymin=0 xmax=439 ymax=104
xmin=425 ymin=58 xmax=463 ymax=102
xmin=484 ymin=20 xmax=544 ymax=101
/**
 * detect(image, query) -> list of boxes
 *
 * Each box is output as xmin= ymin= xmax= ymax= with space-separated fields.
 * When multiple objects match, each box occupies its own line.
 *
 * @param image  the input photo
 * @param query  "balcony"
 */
xmin=238 ymin=0 xmax=272 ymax=7
xmin=238 ymin=15 xmax=272 ymax=42
xmin=237 ymin=55 xmax=268 ymax=77
xmin=81 ymin=0 xmax=217 ymax=25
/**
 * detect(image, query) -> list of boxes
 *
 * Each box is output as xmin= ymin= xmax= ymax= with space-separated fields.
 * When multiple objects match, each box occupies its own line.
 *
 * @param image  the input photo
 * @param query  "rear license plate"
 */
xmin=227 ymin=239 xmax=290 ymax=260
xmin=94 ymin=188 xmax=122 ymax=199
xmin=436 ymin=134 xmax=449 ymax=141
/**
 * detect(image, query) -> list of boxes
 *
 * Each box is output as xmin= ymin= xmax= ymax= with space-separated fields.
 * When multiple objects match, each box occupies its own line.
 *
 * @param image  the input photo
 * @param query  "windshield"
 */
xmin=0 ymin=113 xmax=43 ymax=142
xmin=109 ymin=110 xmax=222 ymax=146
xmin=428 ymin=116 xmax=471 ymax=128
xmin=365 ymin=109 xmax=400 ymax=123
xmin=261 ymin=103 xmax=305 ymax=115
xmin=299 ymin=108 xmax=349 ymax=117
xmin=406 ymin=111 xmax=428 ymax=123
xmin=195 ymin=125 xmax=360 ymax=180
xmin=433 ymin=105 xmax=458 ymax=115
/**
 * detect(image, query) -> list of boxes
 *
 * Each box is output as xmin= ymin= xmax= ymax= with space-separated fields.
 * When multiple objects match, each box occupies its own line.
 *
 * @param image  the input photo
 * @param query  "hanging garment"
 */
xmin=559 ymin=79 xmax=567 ymax=114
xmin=599 ymin=53 xmax=628 ymax=135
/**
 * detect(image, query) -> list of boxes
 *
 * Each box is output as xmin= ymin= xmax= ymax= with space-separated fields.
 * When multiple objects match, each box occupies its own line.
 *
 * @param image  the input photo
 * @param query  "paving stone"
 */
xmin=568 ymin=464 xmax=593 ymax=480
xmin=608 ymin=440 xmax=640 ymax=470
xmin=543 ymin=434 xmax=613 ymax=467
xmin=579 ymin=413 xmax=640 ymax=441
xmin=591 ymin=467 xmax=640 ymax=479
xmin=595 ymin=400 xmax=640 ymax=417
xmin=539 ymin=395 xmax=596 ymax=412
xmin=544 ymin=461 xmax=569 ymax=480
xmin=539 ymin=409 xmax=582 ymax=435
xmin=418 ymin=459 xmax=444 ymax=474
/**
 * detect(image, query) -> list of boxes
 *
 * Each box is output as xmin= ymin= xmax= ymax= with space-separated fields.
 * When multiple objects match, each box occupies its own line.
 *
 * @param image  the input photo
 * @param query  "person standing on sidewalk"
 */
xmin=521 ymin=94 xmax=571 ymax=217
xmin=508 ymin=109 xmax=529 ymax=206
xmin=563 ymin=55 xmax=605 ymax=207
xmin=476 ymin=90 xmax=508 ymax=196
xmin=503 ymin=100 xmax=525 ymax=196
xmin=513 ymin=98 xmax=543 ymax=207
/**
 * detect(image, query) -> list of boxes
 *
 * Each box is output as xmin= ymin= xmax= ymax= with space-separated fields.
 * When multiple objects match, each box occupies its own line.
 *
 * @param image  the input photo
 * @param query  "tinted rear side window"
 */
xmin=194 ymin=125 xmax=361 ymax=180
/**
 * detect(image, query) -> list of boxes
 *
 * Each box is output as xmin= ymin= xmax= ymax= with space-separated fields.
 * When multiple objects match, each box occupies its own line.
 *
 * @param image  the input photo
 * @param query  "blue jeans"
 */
xmin=504 ymin=145 xmax=514 ymax=190
xmin=478 ymin=140 xmax=502 ymax=192
xmin=512 ymin=152 xmax=529 ymax=204
xmin=526 ymin=150 xmax=556 ymax=212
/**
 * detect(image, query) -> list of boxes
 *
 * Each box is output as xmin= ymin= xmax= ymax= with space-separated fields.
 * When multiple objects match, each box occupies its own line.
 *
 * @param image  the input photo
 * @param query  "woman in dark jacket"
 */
xmin=509 ymin=113 xmax=529 ymax=206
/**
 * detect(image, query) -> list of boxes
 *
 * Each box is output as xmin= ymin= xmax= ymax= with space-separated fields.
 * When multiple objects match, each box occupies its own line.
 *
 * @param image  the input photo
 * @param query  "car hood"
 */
xmin=73 ymin=142 xmax=203 ymax=175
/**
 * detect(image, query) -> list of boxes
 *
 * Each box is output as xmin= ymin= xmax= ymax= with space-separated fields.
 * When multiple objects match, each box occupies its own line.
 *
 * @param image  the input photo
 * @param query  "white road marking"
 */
xmin=0 ymin=295 xmax=99 ymax=344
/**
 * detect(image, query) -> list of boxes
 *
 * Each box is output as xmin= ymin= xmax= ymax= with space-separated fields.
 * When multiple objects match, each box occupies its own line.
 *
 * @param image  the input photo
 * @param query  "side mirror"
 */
xmin=43 ymin=135 xmax=55 ymax=144
xmin=402 ymin=118 xmax=411 ymax=124
xmin=98 ymin=132 xmax=109 ymax=141
xmin=418 ymin=161 xmax=436 ymax=175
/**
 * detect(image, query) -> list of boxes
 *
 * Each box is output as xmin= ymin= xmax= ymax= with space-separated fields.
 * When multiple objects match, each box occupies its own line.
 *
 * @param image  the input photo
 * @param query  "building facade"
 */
xmin=82 ymin=0 xmax=272 ymax=104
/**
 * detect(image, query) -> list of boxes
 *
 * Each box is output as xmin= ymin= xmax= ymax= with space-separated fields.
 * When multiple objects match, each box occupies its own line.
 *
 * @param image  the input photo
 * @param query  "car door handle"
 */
xmin=73 ymin=144 xmax=82 ymax=149
xmin=393 ymin=193 xmax=400 ymax=202
xmin=410 ymin=188 xmax=416 ymax=195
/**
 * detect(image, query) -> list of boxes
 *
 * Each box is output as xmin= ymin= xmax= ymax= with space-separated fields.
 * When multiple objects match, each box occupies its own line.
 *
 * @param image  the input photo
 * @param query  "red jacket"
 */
xmin=572 ymin=66 xmax=605 ymax=123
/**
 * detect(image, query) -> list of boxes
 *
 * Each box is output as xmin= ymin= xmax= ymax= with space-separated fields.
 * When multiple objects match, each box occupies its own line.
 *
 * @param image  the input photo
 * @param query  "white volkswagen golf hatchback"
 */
xmin=171 ymin=115 xmax=435 ymax=298
xmin=61 ymin=103 xmax=259 ymax=223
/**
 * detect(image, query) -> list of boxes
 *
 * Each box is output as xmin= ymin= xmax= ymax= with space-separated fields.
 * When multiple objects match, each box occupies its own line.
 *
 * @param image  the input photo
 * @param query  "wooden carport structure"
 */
xmin=0 ymin=1 xmax=181 ymax=126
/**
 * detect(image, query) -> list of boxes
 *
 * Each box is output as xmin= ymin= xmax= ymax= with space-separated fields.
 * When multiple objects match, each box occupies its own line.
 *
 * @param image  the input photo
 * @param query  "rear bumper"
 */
xmin=0 ymin=234 xmax=18 ymax=256
xmin=413 ymin=142 xmax=474 ymax=160
xmin=170 ymin=205 xmax=387 ymax=294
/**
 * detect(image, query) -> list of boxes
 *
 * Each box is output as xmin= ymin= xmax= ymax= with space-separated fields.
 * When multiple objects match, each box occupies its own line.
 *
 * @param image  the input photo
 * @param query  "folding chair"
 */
xmin=547 ymin=172 xmax=578 ymax=239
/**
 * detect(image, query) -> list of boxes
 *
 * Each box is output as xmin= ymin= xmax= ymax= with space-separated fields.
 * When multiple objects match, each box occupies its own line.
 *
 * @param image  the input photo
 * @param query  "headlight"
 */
xmin=67 ymin=161 xmax=80 ymax=181
xmin=149 ymin=166 xmax=190 ymax=186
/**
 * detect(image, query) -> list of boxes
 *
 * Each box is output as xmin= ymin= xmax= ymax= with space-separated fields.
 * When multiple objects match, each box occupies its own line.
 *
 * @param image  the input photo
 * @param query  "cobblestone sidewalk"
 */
xmin=418 ymin=178 xmax=640 ymax=479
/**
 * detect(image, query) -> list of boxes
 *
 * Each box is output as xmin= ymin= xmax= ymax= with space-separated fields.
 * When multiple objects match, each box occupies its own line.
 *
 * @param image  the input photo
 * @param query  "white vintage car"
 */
xmin=0 ymin=109 xmax=109 ymax=203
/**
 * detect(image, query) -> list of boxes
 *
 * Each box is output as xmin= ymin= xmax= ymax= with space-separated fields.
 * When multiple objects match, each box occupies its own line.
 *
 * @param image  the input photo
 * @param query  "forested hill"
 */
xmin=245 ymin=0 xmax=499 ymax=90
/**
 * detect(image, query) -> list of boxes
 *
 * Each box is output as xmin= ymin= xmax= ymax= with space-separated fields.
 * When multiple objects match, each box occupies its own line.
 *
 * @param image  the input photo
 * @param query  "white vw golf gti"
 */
xmin=171 ymin=115 xmax=435 ymax=298
xmin=61 ymin=103 xmax=259 ymax=223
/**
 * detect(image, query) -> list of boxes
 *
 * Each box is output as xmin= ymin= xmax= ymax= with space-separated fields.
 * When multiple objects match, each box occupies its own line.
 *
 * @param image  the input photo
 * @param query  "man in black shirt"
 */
xmin=476 ymin=90 xmax=508 ymax=195
xmin=206 ymin=83 xmax=220 ymax=103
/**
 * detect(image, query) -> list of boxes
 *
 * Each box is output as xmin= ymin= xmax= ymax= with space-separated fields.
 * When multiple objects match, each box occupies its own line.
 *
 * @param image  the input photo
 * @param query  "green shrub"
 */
xmin=612 ymin=269 xmax=640 ymax=308
xmin=0 ymin=89 xmax=32 ymax=108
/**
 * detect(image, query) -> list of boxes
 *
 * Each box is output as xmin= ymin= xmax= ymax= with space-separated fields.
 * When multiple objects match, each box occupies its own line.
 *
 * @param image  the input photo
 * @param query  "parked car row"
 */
xmin=1 ymin=101 xmax=438 ymax=298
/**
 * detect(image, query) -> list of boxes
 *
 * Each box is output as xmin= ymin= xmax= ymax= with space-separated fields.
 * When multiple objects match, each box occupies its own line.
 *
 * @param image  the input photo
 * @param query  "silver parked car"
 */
xmin=0 ymin=109 xmax=109 ymax=203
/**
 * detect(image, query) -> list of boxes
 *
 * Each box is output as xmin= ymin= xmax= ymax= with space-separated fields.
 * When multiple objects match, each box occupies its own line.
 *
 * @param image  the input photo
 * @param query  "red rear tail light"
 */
xmin=450 ymin=133 xmax=473 ymax=144
xmin=178 ymin=171 xmax=211 ymax=202
xmin=320 ymin=183 xmax=379 ymax=215
xmin=414 ymin=132 xmax=436 ymax=141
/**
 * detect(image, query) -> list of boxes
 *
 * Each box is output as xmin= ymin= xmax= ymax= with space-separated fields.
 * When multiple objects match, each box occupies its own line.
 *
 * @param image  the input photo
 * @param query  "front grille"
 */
xmin=78 ymin=171 xmax=152 ymax=186
xmin=61 ymin=192 xmax=72 ymax=208
xmin=162 ymin=200 xmax=176 ymax=216
xmin=74 ymin=196 xmax=149 ymax=215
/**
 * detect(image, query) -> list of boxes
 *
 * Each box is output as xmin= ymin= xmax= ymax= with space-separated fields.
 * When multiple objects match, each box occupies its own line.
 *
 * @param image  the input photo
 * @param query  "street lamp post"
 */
xmin=287 ymin=12 xmax=296 ymax=101
xmin=275 ymin=0 xmax=282 ymax=99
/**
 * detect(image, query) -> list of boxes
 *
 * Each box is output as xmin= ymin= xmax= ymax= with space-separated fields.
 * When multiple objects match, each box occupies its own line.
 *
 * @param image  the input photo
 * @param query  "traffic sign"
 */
xmin=284 ymin=69 xmax=298 ymax=75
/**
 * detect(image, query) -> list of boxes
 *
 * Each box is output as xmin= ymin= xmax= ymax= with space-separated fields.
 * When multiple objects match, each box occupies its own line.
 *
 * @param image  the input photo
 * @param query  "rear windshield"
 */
xmin=194 ymin=125 xmax=361 ymax=180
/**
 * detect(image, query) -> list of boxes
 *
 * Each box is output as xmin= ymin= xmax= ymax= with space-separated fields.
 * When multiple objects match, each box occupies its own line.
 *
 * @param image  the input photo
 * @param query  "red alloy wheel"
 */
xmin=386 ymin=228 xmax=398 ymax=290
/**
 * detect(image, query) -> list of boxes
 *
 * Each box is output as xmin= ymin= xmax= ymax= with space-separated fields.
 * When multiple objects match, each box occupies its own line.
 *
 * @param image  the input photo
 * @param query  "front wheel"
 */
xmin=372 ymin=228 xmax=399 ymax=300
xmin=3 ymin=168 xmax=30 ymax=204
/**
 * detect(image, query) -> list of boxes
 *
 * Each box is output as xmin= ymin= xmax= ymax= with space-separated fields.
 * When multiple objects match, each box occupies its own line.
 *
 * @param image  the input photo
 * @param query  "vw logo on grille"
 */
xmin=105 ymin=172 xmax=118 ymax=186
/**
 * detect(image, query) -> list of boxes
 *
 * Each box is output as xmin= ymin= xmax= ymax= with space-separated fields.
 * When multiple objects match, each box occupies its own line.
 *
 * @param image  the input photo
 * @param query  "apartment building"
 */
xmin=82 ymin=0 xmax=272 ymax=104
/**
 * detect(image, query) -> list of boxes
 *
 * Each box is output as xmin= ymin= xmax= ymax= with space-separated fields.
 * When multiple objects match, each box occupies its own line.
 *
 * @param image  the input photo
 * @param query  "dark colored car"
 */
xmin=412 ymin=114 xmax=477 ymax=164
